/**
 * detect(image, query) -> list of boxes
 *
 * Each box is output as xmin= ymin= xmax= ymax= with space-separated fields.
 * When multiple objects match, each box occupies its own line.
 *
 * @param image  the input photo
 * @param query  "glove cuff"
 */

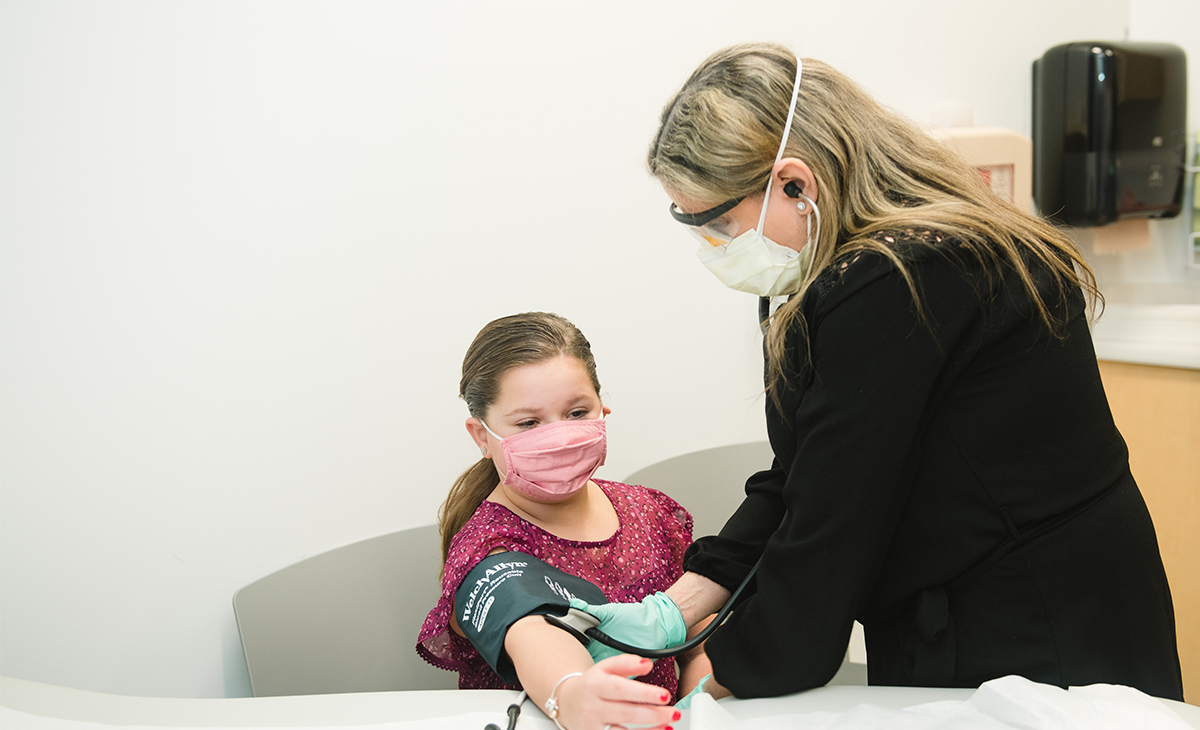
xmin=651 ymin=592 xmax=688 ymax=646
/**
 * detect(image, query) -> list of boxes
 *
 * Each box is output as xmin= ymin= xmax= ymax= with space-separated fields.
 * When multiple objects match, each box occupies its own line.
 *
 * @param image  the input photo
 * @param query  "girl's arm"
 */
xmin=504 ymin=616 xmax=678 ymax=730
xmin=675 ymin=614 xmax=714 ymax=698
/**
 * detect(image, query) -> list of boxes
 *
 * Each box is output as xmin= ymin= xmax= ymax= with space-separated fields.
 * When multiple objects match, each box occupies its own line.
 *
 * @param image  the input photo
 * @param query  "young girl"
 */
xmin=417 ymin=312 xmax=703 ymax=730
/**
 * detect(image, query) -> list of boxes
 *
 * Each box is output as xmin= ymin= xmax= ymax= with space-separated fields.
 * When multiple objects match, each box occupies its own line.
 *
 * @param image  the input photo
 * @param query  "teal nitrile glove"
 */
xmin=675 ymin=673 xmax=711 ymax=709
xmin=568 ymin=592 xmax=687 ymax=663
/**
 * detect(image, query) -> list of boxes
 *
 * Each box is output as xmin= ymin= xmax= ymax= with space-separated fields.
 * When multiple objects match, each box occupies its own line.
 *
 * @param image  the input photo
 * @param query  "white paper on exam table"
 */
xmin=689 ymin=675 xmax=1193 ymax=730
xmin=0 ymin=707 xmax=557 ymax=730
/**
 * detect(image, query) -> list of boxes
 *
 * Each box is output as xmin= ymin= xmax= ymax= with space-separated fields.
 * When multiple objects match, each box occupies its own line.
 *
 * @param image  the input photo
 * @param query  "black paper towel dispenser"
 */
xmin=1032 ymin=41 xmax=1187 ymax=227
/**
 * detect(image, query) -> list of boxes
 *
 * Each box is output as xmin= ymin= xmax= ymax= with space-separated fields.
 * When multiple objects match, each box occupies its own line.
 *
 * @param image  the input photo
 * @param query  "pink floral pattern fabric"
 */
xmin=417 ymin=479 xmax=693 ymax=692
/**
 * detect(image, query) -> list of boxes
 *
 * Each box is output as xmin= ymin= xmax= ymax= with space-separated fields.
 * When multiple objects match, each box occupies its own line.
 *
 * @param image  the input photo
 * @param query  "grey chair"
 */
xmin=232 ymin=442 xmax=862 ymax=697
xmin=622 ymin=440 xmax=775 ymax=541
xmin=232 ymin=523 xmax=458 ymax=696
xmin=623 ymin=441 xmax=868 ymax=686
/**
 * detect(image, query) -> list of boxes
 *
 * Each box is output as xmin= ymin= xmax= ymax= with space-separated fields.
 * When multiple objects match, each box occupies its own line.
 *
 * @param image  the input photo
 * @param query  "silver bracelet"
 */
xmin=544 ymin=671 xmax=583 ymax=730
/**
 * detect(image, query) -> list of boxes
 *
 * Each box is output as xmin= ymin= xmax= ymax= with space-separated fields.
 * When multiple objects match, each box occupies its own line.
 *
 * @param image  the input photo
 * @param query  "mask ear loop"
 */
xmin=478 ymin=418 xmax=505 ymax=443
xmin=755 ymin=56 xmax=805 ymax=235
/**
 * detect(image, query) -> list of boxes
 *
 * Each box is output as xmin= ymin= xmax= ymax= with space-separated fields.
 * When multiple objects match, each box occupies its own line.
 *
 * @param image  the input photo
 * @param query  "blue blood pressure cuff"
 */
xmin=455 ymin=551 xmax=607 ymax=683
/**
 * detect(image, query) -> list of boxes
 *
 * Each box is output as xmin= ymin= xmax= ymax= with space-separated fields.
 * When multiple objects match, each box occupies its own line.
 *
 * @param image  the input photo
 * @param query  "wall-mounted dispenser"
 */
xmin=1192 ymin=132 xmax=1200 ymax=268
xmin=1032 ymin=41 xmax=1187 ymax=227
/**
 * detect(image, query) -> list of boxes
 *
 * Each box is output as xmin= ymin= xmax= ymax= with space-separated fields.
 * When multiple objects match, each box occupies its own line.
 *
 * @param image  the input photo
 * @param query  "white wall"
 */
xmin=0 ymin=0 xmax=1137 ymax=699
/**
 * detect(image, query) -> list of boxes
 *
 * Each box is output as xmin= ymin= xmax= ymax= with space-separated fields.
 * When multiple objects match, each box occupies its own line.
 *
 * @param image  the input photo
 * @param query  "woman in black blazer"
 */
xmin=578 ymin=42 xmax=1183 ymax=706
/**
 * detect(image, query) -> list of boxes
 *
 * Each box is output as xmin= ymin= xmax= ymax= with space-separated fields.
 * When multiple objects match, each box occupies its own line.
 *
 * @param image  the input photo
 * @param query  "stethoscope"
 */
xmin=485 ymin=560 xmax=761 ymax=730
xmin=546 ymin=557 xmax=760 ymax=658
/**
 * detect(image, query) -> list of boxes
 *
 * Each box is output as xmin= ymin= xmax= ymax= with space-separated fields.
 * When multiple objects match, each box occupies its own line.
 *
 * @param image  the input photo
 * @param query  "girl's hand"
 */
xmin=552 ymin=654 xmax=681 ymax=730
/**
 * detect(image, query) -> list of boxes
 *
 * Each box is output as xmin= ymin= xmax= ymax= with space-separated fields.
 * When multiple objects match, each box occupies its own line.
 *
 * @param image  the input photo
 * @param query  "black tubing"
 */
xmin=584 ymin=559 xmax=760 ymax=659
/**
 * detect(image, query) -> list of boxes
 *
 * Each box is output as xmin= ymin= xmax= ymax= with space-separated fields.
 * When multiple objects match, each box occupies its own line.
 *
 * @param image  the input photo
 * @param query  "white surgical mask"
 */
xmin=695 ymin=56 xmax=820 ymax=298
xmin=695 ymin=211 xmax=816 ymax=297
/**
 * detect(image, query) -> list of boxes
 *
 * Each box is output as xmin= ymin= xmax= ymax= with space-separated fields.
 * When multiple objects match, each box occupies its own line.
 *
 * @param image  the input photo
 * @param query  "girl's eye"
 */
xmin=516 ymin=419 xmax=538 ymax=429
xmin=569 ymin=409 xmax=590 ymax=419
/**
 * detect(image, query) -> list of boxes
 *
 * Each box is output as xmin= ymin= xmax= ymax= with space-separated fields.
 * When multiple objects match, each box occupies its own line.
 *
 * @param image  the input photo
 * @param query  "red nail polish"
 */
xmin=673 ymin=709 xmax=682 ymax=721
xmin=661 ymin=692 xmax=670 ymax=703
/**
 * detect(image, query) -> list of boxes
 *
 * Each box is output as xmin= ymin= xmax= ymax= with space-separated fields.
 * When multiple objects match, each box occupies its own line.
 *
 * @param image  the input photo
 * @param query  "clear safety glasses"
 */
xmin=668 ymin=56 xmax=805 ymax=250
xmin=668 ymin=196 xmax=745 ymax=247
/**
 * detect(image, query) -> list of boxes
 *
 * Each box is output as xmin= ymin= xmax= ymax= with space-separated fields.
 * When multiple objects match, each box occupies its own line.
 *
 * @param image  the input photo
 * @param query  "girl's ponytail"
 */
xmin=438 ymin=458 xmax=501 ymax=566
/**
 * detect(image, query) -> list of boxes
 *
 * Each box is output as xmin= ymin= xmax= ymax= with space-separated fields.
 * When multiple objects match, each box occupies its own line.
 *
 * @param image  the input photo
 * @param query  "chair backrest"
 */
xmin=232 ymin=523 xmax=458 ymax=696
xmin=233 ymin=441 xmax=862 ymax=696
xmin=622 ymin=441 xmax=774 ymax=540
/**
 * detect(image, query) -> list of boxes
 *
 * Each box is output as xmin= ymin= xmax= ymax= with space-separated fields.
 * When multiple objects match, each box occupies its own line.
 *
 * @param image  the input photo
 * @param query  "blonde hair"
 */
xmin=438 ymin=312 xmax=602 ymax=564
xmin=648 ymin=43 xmax=1100 ymax=403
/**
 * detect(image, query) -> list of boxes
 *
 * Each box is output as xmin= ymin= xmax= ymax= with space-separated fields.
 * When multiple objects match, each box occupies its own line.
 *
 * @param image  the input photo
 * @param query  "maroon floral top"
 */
xmin=416 ymin=479 xmax=693 ymax=692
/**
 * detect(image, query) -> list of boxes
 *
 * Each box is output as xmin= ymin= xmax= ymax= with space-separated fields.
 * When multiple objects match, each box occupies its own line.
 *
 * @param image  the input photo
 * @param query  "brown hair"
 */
xmin=438 ymin=312 xmax=602 ymax=564
xmin=648 ymin=43 xmax=1100 ymax=404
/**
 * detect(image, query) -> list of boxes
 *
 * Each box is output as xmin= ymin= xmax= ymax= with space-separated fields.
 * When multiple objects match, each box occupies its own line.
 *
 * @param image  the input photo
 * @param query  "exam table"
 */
xmin=4 ymin=675 xmax=1199 ymax=730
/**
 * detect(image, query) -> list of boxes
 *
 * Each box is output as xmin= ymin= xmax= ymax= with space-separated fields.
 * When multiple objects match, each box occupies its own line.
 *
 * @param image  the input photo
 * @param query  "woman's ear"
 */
xmin=601 ymin=404 xmax=612 ymax=417
xmin=465 ymin=417 xmax=491 ymax=458
xmin=774 ymin=158 xmax=818 ymax=205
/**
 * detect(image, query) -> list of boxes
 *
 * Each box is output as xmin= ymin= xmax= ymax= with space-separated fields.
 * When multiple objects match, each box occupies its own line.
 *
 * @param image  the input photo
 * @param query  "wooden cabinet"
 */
xmin=1099 ymin=360 xmax=1200 ymax=704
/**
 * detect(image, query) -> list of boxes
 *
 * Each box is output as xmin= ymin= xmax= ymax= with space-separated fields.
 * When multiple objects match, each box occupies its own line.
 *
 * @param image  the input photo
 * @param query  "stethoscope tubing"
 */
xmin=483 ymin=690 xmax=526 ymax=730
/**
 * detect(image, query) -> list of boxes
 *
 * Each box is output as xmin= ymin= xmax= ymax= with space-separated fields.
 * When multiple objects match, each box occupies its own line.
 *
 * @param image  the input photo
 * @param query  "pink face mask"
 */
xmin=479 ymin=416 xmax=607 ymax=502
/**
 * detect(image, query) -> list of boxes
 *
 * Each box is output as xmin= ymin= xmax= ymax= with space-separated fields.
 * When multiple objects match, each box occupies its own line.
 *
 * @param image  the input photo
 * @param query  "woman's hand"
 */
xmin=675 ymin=672 xmax=731 ymax=708
xmin=568 ymin=592 xmax=687 ymax=662
xmin=674 ymin=673 xmax=710 ymax=709
xmin=553 ymin=654 xmax=681 ymax=730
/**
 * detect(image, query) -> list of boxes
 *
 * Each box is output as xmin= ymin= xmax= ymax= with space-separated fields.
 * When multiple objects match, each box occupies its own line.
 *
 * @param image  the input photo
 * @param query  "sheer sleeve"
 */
xmin=415 ymin=510 xmax=531 ymax=687
xmin=644 ymin=486 xmax=694 ymax=570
